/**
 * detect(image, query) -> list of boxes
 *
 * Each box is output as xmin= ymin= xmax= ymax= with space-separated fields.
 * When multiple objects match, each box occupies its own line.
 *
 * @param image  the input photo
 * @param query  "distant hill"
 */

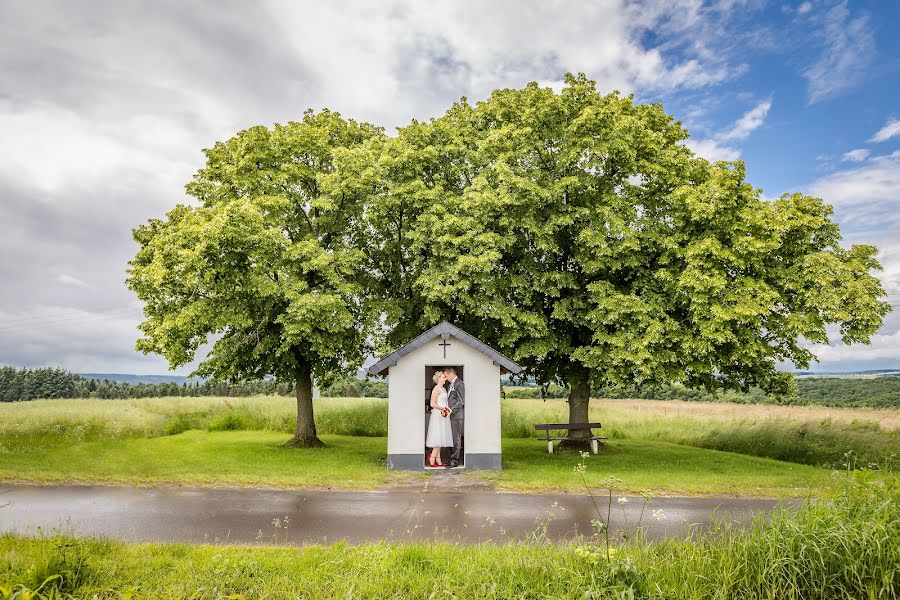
xmin=793 ymin=369 xmax=900 ymax=378
xmin=79 ymin=373 xmax=207 ymax=385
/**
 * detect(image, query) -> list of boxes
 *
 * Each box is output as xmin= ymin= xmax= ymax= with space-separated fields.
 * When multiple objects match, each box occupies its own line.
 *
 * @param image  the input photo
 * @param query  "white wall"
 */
xmin=387 ymin=334 xmax=502 ymax=457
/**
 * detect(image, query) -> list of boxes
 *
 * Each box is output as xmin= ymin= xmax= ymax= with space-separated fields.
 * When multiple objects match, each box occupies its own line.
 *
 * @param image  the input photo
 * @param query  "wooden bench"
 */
xmin=534 ymin=422 xmax=606 ymax=454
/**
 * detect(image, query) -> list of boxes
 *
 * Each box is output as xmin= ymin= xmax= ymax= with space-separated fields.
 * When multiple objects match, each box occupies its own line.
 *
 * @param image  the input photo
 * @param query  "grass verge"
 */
xmin=1 ymin=476 xmax=896 ymax=599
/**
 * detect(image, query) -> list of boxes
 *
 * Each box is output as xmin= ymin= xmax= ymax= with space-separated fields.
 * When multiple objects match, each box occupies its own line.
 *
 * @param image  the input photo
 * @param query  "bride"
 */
xmin=426 ymin=370 xmax=453 ymax=467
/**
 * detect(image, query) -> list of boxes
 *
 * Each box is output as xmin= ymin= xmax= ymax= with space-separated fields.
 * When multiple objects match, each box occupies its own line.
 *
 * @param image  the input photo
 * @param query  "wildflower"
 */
xmin=652 ymin=509 xmax=666 ymax=521
xmin=580 ymin=451 xmax=590 ymax=459
xmin=573 ymin=463 xmax=587 ymax=474
xmin=617 ymin=497 xmax=628 ymax=504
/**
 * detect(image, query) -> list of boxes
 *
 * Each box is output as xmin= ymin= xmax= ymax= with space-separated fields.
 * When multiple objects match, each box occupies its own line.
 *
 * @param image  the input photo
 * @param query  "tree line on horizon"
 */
xmin=3 ymin=365 xmax=896 ymax=409
xmin=0 ymin=366 xmax=390 ymax=402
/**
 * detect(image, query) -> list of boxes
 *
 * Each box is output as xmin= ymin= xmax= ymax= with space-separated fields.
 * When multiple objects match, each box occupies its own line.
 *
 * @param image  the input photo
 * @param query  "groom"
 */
xmin=445 ymin=367 xmax=465 ymax=468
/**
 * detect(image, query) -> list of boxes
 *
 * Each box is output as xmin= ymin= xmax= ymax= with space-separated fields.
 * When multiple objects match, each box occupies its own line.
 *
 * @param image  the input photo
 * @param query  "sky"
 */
xmin=0 ymin=0 xmax=898 ymax=375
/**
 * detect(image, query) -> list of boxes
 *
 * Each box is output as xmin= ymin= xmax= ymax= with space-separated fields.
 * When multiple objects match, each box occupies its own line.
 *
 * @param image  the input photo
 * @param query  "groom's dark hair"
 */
xmin=445 ymin=367 xmax=457 ymax=375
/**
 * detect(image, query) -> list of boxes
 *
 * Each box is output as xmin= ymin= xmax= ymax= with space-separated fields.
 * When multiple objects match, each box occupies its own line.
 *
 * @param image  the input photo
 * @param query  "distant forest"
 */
xmin=0 ymin=366 xmax=387 ymax=402
xmin=507 ymin=378 xmax=900 ymax=408
xmin=1 ymin=366 xmax=897 ymax=408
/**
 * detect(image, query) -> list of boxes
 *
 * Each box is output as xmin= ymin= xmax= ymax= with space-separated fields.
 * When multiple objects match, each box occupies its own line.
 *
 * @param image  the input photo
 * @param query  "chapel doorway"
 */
xmin=424 ymin=365 xmax=464 ymax=468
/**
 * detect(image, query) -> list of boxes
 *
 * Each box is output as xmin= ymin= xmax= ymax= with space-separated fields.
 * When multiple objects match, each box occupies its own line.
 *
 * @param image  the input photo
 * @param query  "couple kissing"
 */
xmin=426 ymin=367 xmax=464 ymax=468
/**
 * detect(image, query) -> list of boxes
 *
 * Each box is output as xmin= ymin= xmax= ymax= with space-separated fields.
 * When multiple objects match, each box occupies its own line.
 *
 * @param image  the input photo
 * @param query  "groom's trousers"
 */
xmin=450 ymin=418 xmax=464 ymax=464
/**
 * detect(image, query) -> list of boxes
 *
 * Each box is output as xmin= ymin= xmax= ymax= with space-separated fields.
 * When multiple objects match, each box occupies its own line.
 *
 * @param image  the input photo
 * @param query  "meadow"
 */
xmin=1 ymin=475 xmax=896 ymax=599
xmin=0 ymin=395 xmax=897 ymax=495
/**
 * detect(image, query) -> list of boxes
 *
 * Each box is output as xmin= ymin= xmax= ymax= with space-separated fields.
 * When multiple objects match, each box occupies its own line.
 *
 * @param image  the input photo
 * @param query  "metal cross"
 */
xmin=439 ymin=339 xmax=451 ymax=358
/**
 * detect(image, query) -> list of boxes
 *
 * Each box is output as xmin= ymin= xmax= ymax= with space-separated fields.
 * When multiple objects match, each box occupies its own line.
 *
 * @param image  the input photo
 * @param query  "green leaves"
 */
xmin=356 ymin=73 xmax=890 ymax=398
xmin=126 ymin=109 xmax=383 ymax=387
xmin=128 ymin=73 xmax=890 ymax=415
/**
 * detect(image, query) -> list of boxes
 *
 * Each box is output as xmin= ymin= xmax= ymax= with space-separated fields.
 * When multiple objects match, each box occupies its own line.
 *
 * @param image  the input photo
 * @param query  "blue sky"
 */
xmin=0 ymin=0 xmax=897 ymax=374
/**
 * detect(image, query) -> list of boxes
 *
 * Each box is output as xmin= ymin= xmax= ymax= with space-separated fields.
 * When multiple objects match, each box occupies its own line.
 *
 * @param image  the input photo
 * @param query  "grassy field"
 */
xmin=1 ymin=395 xmax=897 ymax=495
xmin=0 ymin=431 xmax=840 ymax=496
xmin=2 ymin=476 xmax=896 ymax=599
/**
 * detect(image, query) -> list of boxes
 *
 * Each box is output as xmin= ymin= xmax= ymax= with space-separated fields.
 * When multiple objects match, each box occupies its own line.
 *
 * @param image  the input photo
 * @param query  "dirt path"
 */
xmin=0 ymin=483 xmax=793 ymax=545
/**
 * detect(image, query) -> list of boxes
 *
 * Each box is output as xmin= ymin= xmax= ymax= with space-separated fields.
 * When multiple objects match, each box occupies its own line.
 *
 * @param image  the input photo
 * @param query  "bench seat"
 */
xmin=534 ymin=422 xmax=606 ymax=454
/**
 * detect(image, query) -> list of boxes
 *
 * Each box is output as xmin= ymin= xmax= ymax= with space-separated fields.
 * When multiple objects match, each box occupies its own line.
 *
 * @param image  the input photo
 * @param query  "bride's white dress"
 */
xmin=426 ymin=388 xmax=453 ymax=448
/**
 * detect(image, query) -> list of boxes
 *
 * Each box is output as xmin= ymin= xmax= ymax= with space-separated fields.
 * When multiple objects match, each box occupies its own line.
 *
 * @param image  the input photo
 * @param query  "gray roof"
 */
xmin=367 ymin=321 xmax=522 ymax=377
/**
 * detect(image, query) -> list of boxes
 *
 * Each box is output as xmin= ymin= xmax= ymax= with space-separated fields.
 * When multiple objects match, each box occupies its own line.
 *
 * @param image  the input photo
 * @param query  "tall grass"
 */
xmin=2 ymin=476 xmax=896 ymax=599
xmin=2 ymin=395 xmax=897 ymax=469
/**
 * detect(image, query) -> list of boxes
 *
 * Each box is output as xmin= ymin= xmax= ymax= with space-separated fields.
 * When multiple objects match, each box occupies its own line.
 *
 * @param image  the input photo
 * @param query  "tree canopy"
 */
xmin=126 ymin=109 xmax=383 ymax=446
xmin=127 ymin=74 xmax=890 ymax=446
xmin=356 ymin=73 xmax=890 ymax=438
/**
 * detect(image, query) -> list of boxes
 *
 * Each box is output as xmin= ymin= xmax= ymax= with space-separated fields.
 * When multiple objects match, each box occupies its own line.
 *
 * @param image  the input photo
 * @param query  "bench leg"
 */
xmin=547 ymin=440 xmax=554 ymax=454
xmin=590 ymin=439 xmax=599 ymax=455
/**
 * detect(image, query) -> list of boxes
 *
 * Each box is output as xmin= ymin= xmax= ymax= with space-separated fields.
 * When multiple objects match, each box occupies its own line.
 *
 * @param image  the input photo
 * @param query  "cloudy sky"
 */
xmin=1 ymin=0 xmax=898 ymax=375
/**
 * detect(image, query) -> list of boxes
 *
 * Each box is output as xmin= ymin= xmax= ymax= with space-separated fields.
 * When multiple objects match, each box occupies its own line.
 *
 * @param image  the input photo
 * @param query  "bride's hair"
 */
xmin=432 ymin=370 xmax=444 ymax=385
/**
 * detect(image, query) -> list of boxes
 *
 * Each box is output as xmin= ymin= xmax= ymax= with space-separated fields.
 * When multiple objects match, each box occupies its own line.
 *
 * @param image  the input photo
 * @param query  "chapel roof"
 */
xmin=367 ymin=321 xmax=522 ymax=377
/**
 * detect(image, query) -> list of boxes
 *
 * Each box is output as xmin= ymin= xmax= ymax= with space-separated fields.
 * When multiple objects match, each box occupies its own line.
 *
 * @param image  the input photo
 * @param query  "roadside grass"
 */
xmin=2 ymin=395 xmax=896 ymax=469
xmin=0 ymin=430 xmax=842 ymax=496
xmin=1 ymin=476 xmax=896 ymax=599
xmin=496 ymin=438 xmax=835 ymax=495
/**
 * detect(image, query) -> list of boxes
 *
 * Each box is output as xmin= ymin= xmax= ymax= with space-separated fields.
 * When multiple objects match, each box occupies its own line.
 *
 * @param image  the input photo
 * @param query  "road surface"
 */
xmin=0 ymin=483 xmax=792 ymax=545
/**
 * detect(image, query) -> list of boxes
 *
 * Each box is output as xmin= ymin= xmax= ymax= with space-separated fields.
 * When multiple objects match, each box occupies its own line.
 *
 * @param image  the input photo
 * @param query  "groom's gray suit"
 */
xmin=447 ymin=377 xmax=465 ymax=465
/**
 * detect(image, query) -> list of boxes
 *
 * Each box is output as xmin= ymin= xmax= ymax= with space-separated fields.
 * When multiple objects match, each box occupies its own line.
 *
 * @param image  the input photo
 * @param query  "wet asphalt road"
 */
xmin=0 ymin=483 xmax=791 ymax=545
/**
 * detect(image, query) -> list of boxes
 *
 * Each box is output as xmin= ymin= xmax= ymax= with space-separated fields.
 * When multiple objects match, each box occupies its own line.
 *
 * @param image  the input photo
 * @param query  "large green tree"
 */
xmin=361 ymin=74 xmax=890 ymax=442
xmin=126 ymin=109 xmax=382 ymax=446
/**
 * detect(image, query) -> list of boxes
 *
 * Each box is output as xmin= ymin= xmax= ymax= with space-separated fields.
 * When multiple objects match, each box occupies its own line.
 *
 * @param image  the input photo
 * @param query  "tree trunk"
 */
xmin=559 ymin=366 xmax=592 ymax=449
xmin=285 ymin=357 xmax=324 ymax=447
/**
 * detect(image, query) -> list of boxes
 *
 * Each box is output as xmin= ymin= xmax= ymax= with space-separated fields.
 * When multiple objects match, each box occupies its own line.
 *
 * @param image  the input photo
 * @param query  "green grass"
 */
xmin=0 ymin=431 xmax=408 ymax=490
xmin=2 ymin=395 xmax=897 ymax=468
xmin=497 ymin=438 xmax=835 ymax=495
xmin=1 ymin=395 xmax=896 ymax=495
xmin=0 ymin=430 xmax=841 ymax=496
xmin=2 ymin=477 xmax=896 ymax=599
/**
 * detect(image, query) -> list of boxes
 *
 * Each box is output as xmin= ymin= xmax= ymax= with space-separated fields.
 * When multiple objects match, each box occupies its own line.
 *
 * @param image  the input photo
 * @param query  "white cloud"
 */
xmin=265 ymin=0 xmax=744 ymax=127
xmin=791 ymin=183 xmax=900 ymax=370
xmin=805 ymin=329 xmax=900 ymax=364
xmin=718 ymin=100 xmax=771 ymax=141
xmin=841 ymin=148 xmax=870 ymax=162
xmin=683 ymin=138 xmax=742 ymax=161
xmin=807 ymin=151 xmax=900 ymax=228
xmin=0 ymin=102 xmax=199 ymax=194
xmin=874 ymin=238 xmax=900 ymax=297
xmin=0 ymin=304 xmax=209 ymax=374
xmin=797 ymin=2 xmax=813 ymax=15
xmin=869 ymin=118 xmax=900 ymax=143
xmin=804 ymin=1 xmax=875 ymax=104
xmin=684 ymin=100 xmax=771 ymax=161
xmin=56 ymin=274 xmax=88 ymax=288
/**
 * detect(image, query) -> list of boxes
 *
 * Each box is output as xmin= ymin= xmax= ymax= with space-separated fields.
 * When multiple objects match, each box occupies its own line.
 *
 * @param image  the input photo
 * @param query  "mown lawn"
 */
xmin=0 ymin=430 xmax=839 ymax=496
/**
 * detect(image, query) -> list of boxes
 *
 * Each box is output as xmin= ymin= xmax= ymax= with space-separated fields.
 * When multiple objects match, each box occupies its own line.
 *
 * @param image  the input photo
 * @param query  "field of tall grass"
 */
xmin=2 ymin=475 xmax=896 ymax=599
xmin=2 ymin=395 xmax=896 ymax=469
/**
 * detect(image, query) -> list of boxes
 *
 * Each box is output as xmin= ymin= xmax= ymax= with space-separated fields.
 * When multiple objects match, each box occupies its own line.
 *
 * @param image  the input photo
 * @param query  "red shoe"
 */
xmin=427 ymin=455 xmax=436 ymax=467
xmin=436 ymin=456 xmax=445 ymax=467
